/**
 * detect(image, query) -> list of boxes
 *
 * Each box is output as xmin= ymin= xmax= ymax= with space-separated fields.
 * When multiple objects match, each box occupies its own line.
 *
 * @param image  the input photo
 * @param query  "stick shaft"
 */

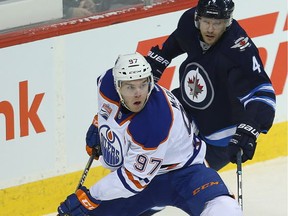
xmin=76 ymin=152 xmax=95 ymax=191
xmin=57 ymin=151 xmax=97 ymax=216
xmin=236 ymin=151 xmax=243 ymax=210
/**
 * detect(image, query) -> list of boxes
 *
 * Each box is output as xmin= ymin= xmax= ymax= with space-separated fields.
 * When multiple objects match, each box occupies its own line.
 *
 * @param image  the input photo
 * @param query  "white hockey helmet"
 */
xmin=112 ymin=52 xmax=154 ymax=109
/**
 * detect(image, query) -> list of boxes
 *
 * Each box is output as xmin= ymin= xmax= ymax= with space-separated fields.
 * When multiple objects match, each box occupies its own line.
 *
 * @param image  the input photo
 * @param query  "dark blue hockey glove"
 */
xmin=86 ymin=115 xmax=101 ymax=160
xmin=145 ymin=45 xmax=171 ymax=82
xmin=58 ymin=186 xmax=101 ymax=216
xmin=228 ymin=123 xmax=260 ymax=163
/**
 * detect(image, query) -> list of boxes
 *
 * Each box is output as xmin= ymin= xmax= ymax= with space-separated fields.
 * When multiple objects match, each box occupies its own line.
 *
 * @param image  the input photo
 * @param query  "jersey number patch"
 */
xmin=134 ymin=155 xmax=162 ymax=175
xmin=252 ymin=56 xmax=262 ymax=73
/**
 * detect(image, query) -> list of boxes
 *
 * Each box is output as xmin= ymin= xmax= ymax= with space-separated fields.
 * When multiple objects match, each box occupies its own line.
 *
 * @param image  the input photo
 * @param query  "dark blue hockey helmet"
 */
xmin=195 ymin=0 xmax=235 ymax=28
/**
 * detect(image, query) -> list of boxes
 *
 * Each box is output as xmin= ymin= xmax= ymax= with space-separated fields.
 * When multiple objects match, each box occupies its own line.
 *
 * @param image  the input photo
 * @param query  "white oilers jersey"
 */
xmin=90 ymin=69 xmax=206 ymax=201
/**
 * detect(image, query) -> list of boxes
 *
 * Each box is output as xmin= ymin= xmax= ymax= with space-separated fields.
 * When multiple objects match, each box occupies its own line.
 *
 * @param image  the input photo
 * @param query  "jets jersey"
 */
xmin=90 ymin=69 xmax=206 ymax=201
xmin=148 ymin=8 xmax=276 ymax=147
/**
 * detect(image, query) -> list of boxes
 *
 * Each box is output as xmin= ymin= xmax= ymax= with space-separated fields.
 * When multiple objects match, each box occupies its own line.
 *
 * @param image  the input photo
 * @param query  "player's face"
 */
xmin=119 ymin=78 xmax=150 ymax=112
xmin=199 ymin=17 xmax=227 ymax=45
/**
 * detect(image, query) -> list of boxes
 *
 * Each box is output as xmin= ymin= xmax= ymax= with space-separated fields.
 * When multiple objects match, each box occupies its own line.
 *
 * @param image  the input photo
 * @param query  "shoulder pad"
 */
xmin=99 ymin=69 xmax=119 ymax=103
xmin=128 ymin=88 xmax=173 ymax=149
xmin=223 ymin=21 xmax=257 ymax=53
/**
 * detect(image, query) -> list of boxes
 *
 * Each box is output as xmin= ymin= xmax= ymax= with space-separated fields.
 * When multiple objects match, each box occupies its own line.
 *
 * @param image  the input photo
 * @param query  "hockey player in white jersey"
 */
xmin=57 ymin=52 xmax=242 ymax=216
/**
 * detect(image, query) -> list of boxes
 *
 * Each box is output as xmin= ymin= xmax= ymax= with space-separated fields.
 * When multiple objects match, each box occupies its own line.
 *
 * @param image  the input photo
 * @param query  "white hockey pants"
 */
xmin=201 ymin=195 xmax=243 ymax=216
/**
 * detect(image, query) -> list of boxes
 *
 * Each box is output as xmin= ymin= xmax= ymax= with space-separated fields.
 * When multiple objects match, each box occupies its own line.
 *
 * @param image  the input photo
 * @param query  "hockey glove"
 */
xmin=228 ymin=123 xmax=260 ymax=163
xmin=58 ymin=186 xmax=101 ymax=216
xmin=86 ymin=114 xmax=102 ymax=160
xmin=145 ymin=45 xmax=171 ymax=82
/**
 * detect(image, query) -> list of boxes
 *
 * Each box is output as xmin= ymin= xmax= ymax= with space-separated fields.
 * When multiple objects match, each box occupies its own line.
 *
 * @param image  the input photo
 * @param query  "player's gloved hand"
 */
xmin=228 ymin=123 xmax=260 ymax=163
xmin=58 ymin=186 xmax=101 ymax=216
xmin=145 ymin=45 xmax=171 ymax=82
xmin=86 ymin=114 xmax=102 ymax=160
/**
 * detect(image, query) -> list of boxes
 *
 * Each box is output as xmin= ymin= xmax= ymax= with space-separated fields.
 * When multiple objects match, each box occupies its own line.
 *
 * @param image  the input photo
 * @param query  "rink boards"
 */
xmin=0 ymin=0 xmax=287 ymax=215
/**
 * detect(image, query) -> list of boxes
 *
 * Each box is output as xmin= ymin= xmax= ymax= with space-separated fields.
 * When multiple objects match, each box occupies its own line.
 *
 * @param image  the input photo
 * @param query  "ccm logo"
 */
xmin=80 ymin=198 xmax=98 ymax=210
xmin=192 ymin=181 xmax=220 ymax=196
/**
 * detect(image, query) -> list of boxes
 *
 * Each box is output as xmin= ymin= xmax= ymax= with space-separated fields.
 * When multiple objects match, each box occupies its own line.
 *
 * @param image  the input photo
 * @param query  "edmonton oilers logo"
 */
xmin=100 ymin=125 xmax=123 ymax=167
xmin=180 ymin=62 xmax=214 ymax=110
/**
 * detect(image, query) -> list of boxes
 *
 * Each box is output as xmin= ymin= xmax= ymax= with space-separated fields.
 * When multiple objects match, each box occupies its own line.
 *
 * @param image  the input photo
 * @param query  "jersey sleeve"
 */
xmin=161 ymin=8 xmax=197 ymax=59
xmin=224 ymin=22 xmax=276 ymax=132
xmin=145 ymin=8 xmax=196 ymax=78
xmin=90 ymin=140 xmax=170 ymax=201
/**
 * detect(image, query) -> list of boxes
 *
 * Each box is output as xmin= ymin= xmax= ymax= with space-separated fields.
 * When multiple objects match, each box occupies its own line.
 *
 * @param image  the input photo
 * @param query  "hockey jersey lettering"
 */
xmin=100 ymin=126 xmax=122 ymax=167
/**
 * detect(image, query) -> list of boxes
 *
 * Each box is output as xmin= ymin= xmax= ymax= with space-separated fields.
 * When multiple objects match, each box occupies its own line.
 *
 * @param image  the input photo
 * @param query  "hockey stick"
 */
xmin=75 ymin=149 xmax=97 ymax=191
xmin=57 ymin=149 xmax=98 ymax=216
xmin=236 ymin=150 xmax=243 ymax=210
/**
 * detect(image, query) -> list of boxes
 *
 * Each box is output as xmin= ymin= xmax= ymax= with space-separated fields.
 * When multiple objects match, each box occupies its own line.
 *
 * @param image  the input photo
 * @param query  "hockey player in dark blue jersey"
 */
xmin=145 ymin=0 xmax=276 ymax=171
xmin=141 ymin=0 xmax=276 ymax=215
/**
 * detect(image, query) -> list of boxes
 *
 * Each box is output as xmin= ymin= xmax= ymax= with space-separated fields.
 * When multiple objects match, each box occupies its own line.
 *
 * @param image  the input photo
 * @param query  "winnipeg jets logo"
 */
xmin=187 ymin=69 xmax=204 ymax=99
xmin=181 ymin=63 xmax=214 ymax=110
xmin=231 ymin=36 xmax=250 ymax=51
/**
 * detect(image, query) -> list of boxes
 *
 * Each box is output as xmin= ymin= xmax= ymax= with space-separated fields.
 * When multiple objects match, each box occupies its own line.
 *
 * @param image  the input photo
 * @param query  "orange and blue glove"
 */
xmin=86 ymin=114 xmax=102 ymax=159
xmin=58 ymin=186 xmax=101 ymax=216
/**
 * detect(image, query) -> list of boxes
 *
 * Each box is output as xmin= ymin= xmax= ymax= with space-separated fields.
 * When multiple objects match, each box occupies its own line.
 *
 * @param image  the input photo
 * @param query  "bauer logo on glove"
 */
xmin=228 ymin=122 xmax=260 ymax=163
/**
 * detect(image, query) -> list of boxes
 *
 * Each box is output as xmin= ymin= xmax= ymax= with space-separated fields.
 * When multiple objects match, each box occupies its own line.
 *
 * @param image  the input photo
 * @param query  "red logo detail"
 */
xmin=187 ymin=76 xmax=203 ymax=99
